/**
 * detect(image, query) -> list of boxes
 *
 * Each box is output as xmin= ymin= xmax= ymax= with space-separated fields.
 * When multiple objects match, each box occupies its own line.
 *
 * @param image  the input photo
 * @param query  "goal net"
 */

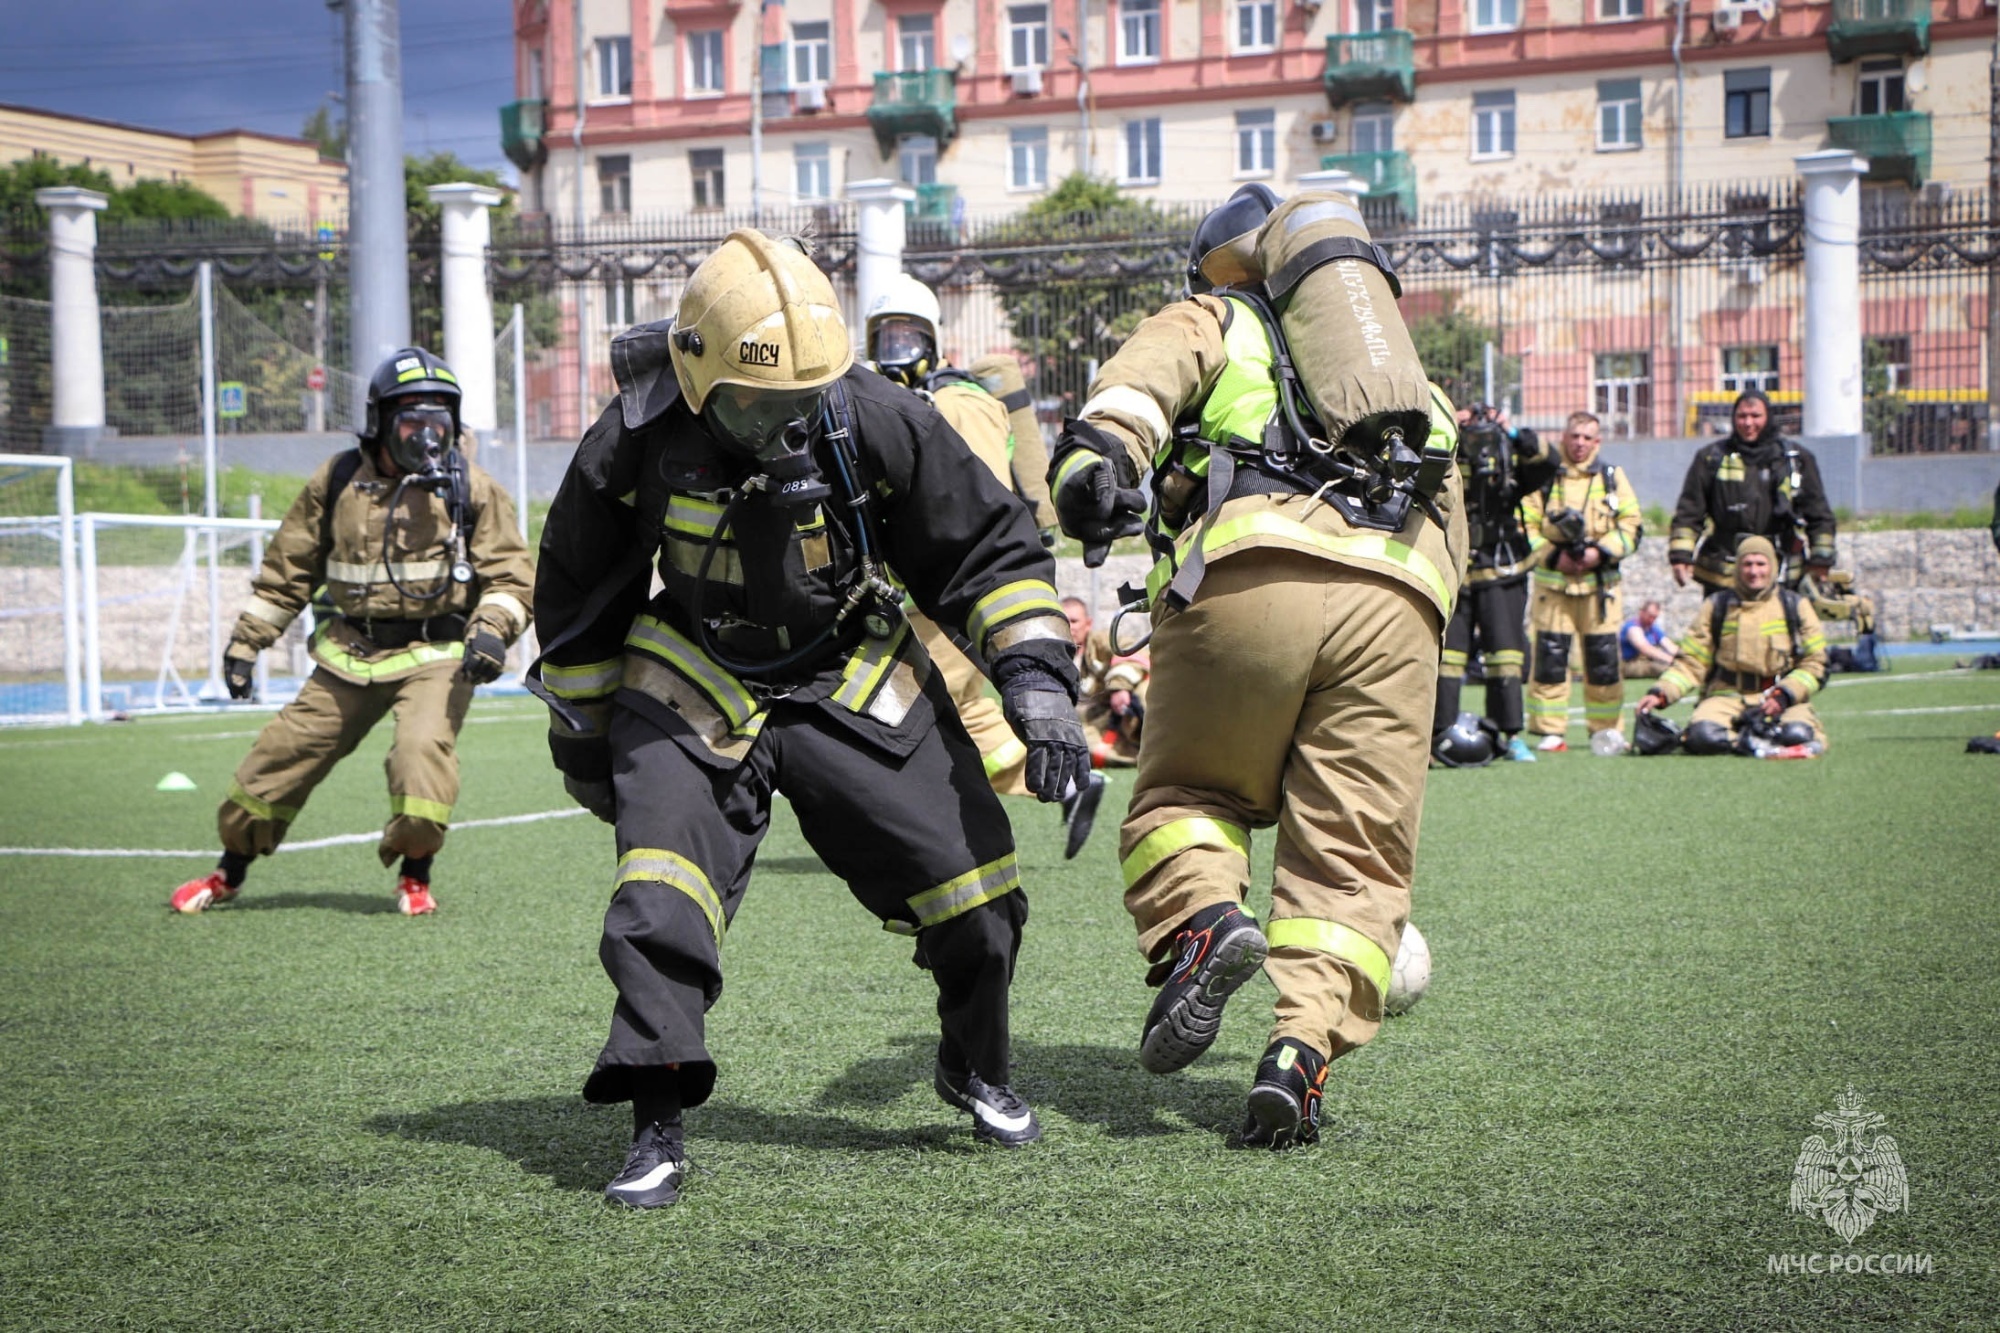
xmin=0 ymin=455 xmax=81 ymax=725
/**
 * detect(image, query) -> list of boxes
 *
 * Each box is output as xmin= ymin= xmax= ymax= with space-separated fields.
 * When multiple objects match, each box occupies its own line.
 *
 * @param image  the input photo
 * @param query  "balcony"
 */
xmin=1320 ymin=151 xmax=1416 ymax=223
xmin=499 ymin=99 xmax=548 ymax=172
xmin=868 ymin=70 xmax=957 ymax=154
xmin=1323 ymin=31 xmax=1415 ymax=106
xmin=908 ymin=182 xmax=957 ymax=223
xmin=1826 ymin=0 xmax=1929 ymax=63
xmin=1826 ymin=111 xmax=1932 ymax=187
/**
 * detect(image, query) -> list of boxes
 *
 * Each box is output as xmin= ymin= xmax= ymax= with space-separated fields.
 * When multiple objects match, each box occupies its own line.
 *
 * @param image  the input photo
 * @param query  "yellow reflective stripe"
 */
xmin=1485 ymin=649 xmax=1524 ymax=667
xmin=396 ymin=363 xmax=456 ymax=384
xmin=616 ymin=847 xmax=725 ymax=944
xmin=544 ymin=658 xmax=622 ymax=700
xmin=1439 ymin=649 xmax=1468 ymax=668
xmin=1144 ymin=511 xmax=1450 ymax=611
xmin=389 ymin=794 xmax=453 ymax=825
xmin=325 ymin=557 xmax=453 ymax=584
xmin=967 ymin=580 xmax=1064 ymax=654
xmin=1199 ymin=296 xmax=1281 ymax=447
xmin=1681 ymin=636 xmax=1714 ymax=665
xmin=1265 ymin=918 xmax=1393 ymax=999
xmin=1781 ymin=668 xmax=1819 ymax=699
xmin=1053 ymin=448 xmax=1101 ymax=490
xmin=1658 ymin=667 xmax=1697 ymax=698
xmin=311 ymin=626 xmax=464 ymax=679
xmin=226 ymin=780 xmax=299 ymax=825
xmin=243 ymin=595 xmax=297 ymax=629
xmin=833 ymin=620 xmax=910 ymax=711
xmin=1669 ymin=526 xmax=1700 ymax=550
xmin=1121 ymin=816 xmax=1250 ymax=888
xmin=982 ymin=737 xmax=1027 ymax=778
xmin=663 ymin=493 xmax=731 ymax=539
xmin=1080 ymin=383 xmax=1173 ymax=452
xmin=626 ymin=615 xmax=760 ymax=730
xmin=1524 ymin=697 xmax=1569 ymax=718
xmin=906 ymin=852 xmax=1021 ymax=928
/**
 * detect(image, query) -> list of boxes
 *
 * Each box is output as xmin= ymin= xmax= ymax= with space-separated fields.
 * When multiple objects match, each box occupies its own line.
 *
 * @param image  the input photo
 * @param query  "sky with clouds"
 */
xmin=0 ymin=0 xmax=517 ymax=180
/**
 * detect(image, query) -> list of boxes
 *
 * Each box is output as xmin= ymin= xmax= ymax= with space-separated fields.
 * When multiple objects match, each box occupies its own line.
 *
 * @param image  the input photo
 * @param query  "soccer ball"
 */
xmin=1385 ymin=922 xmax=1431 ymax=1016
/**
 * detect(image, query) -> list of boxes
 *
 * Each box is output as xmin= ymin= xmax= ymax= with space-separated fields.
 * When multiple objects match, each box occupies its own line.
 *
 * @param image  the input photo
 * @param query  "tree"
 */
xmin=301 ymin=103 xmax=347 ymax=161
xmin=1407 ymin=295 xmax=1513 ymax=413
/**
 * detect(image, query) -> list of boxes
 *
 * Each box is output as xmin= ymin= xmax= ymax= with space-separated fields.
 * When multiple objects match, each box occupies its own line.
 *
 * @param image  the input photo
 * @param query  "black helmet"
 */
xmin=1432 ymin=712 xmax=1500 ymax=768
xmin=1186 ymin=184 xmax=1282 ymax=295
xmin=1633 ymin=710 xmax=1682 ymax=756
xmin=364 ymin=347 xmax=463 ymax=475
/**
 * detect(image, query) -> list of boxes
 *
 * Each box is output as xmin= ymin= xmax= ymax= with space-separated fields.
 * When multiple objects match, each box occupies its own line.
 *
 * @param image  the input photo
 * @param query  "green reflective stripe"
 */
xmin=1053 ymin=448 xmax=1101 ymax=490
xmin=1198 ymin=296 xmax=1280 ymax=448
xmin=1524 ymin=697 xmax=1569 ymax=719
xmin=397 ymin=363 xmax=456 ymax=384
xmin=1781 ymin=668 xmax=1819 ymax=699
xmin=616 ymin=847 xmax=725 ymax=944
xmin=626 ymin=615 xmax=760 ymax=730
xmin=1681 ymin=638 xmax=1714 ymax=666
xmin=1486 ymin=649 xmax=1524 ymax=666
xmin=1801 ymin=632 xmax=1826 ymax=651
xmin=312 ymin=625 xmax=464 ymax=679
xmin=544 ymin=658 xmax=622 ymax=699
xmin=833 ymin=620 xmax=911 ymax=711
xmin=1264 ymin=918 xmax=1393 ymax=999
xmin=907 ymin=852 xmax=1021 ymax=928
xmin=1440 ymin=648 xmax=1468 ymax=668
xmin=1121 ymin=816 xmax=1250 ymax=889
xmin=389 ymin=794 xmax=453 ymax=825
xmin=227 ymin=780 xmax=300 ymax=825
xmin=982 ymin=737 xmax=1027 ymax=778
xmin=968 ymin=580 xmax=1064 ymax=653
xmin=1585 ymin=704 xmax=1623 ymax=725
xmin=663 ymin=494 xmax=731 ymax=539
xmin=1144 ymin=510 xmax=1450 ymax=612
xmin=1658 ymin=667 xmax=1698 ymax=698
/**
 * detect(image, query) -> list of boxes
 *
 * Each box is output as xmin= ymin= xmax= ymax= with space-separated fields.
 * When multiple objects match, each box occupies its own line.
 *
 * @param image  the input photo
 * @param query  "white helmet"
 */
xmin=865 ymin=273 xmax=942 ymax=387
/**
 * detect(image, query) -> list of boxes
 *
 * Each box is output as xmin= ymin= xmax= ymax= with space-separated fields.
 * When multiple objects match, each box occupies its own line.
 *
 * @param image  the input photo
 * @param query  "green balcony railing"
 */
xmin=1323 ymin=30 xmax=1415 ymax=106
xmin=867 ymin=70 xmax=958 ymax=153
xmin=908 ymin=182 xmax=958 ymax=224
xmin=1320 ymin=151 xmax=1416 ymax=222
xmin=1826 ymin=0 xmax=1929 ymax=63
xmin=1826 ymin=111 xmax=1931 ymax=187
xmin=499 ymin=99 xmax=548 ymax=172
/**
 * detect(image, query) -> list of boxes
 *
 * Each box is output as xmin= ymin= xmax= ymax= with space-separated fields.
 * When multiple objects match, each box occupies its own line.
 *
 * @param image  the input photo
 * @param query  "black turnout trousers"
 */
xmin=1434 ymin=576 xmax=1530 ymax=737
xmin=587 ymin=678 xmax=1027 ymax=1108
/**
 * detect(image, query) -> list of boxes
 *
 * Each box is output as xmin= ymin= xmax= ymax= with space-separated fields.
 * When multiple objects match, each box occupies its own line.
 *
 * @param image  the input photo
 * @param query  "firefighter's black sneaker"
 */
xmin=934 ymin=1062 xmax=1042 ymax=1147
xmin=1139 ymin=902 xmax=1268 ymax=1074
xmin=1242 ymin=1037 xmax=1328 ymax=1150
xmin=604 ymin=1120 xmax=685 ymax=1208
xmin=1059 ymin=771 xmax=1106 ymax=860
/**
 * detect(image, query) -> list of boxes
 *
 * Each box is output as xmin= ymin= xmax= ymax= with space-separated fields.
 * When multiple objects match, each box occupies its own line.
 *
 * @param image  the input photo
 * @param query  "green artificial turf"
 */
xmin=1 ymin=670 xmax=1996 ymax=1330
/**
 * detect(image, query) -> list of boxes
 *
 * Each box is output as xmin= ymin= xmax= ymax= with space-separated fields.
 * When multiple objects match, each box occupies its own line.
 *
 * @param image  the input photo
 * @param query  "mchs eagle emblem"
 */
xmin=1790 ymin=1088 xmax=1909 ymax=1244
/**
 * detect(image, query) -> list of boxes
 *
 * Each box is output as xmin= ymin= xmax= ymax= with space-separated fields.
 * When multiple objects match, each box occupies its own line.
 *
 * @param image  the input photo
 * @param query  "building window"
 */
xmin=597 ymin=154 xmax=631 ymax=216
xmin=1354 ymin=0 xmax=1395 ymax=31
xmin=1866 ymin=335 xmax=1909 ymax=394
xmin=527 ymin=48 xmax=545 ymax=98
xmin=689 ymin=148 xmax=724 ymax=210
xmin=1010 ymin=126 xmax=1049 ymax=189
xmin=795 ymin=142 xmax=831 ymax=200
xmin=1236 ymin=109 xmax=1276 ymax=176
xmin=1122 ymin=117 xmax=1163 ymax=184
xmin=1007 ymin=5 xmax=1050 ymax=69
xmin=1234 ymin=0 xmax=1276 ymax=52
xmin=1597 ymin=79 xmax=1642 ymax=151
xmin=898 ymin=134 xmax=938 ymax=186
xmin=1472 ymin=90 xmax=1515 ymax=159
xmin=596 ymin=36 xmax=632 ymax=99
xmin=1597 ymin=0 xmax=1642 ymax=19
xmin=1721 ymin=346 xmax=1779 ymax=395
xmin=1594 ymin=352 xmax=1651 ymax=437
xmin=1352 ymin=102 xmax=1394 ymax=153
xmin=1724 ymin=68 xmax=1770 ymax=139
xmin=1471 ymin=0 xmax=1520 ymax=32
xmin=1857 ymin=58 xmax=1906 ymax=115
xmin=792 ymin=21 xmax=831 ymax=86
xmin=1119 ymin=0 xmax=1161 ymax=63
xmin=898 ymin=14 xmax=936 ymax=71
xmin=688 ymin=30 xmax=725 ymax=95
xmin=605 ymin=273 xmax=635 ymax=328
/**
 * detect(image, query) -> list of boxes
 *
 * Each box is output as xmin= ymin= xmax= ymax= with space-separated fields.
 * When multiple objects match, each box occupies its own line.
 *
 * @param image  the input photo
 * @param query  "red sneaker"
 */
xmin=169 ymin=871 xmax=237 ymax=914
xmin=395 ymin=877 xmax=437 ymax=915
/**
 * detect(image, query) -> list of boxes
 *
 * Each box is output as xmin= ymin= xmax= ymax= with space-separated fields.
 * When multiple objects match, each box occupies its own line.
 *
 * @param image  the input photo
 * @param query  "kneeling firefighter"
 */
xmin=1636 ymin=536 xmax=1829 ymax=757
xmin=865 ymin=273 xmax=1107 ymax=858
xmin=168 ymin=348 xmax=534 ymax=917
xmin=1047 ymin=185 xmax=1465 ymax=1148
xmin=532 ymin=231 xmax=1085 ymax=1207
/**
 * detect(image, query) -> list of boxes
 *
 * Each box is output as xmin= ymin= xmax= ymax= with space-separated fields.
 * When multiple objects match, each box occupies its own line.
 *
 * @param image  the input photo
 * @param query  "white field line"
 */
xmin=0 ymin=806 xmax=589 ymax=859
xmin=0 ymin=707 xmax=544 ymax=751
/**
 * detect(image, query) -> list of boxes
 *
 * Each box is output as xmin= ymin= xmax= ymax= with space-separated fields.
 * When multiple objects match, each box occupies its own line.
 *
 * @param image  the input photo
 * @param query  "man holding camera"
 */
xmin=168 ymin=348 xmax=535 ymax=916
xmin=1521 ymin=411 xmax=1644 ymax=751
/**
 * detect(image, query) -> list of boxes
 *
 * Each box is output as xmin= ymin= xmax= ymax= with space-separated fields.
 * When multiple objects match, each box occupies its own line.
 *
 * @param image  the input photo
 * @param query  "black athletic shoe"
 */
xmin=604 ymin=1121 xmax=685 ymax=1208
xmin=934 ymin=1062 xmax=1042 ymax=1147
xmin=1060 ymin=771 xmax=1107 ymax=860
xmin=1242 ymin=1037 xmax=1328 ymax=1150
xmin=1139 ymin=902 xmax=1268 ymax=1075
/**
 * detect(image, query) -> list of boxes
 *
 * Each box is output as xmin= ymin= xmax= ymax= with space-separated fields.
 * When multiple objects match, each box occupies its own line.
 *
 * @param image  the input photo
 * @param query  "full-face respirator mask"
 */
xmin=703 ymin=388 xmax=831 ymax=509
xmin=386 ymin=404 xmax=458 ymax=491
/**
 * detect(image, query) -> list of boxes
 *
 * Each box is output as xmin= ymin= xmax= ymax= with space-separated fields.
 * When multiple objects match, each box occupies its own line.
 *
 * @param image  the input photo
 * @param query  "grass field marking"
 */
xmin=0 ymin=806 xmax=589 ymax=859
xmin=0 ymin=706 xmax=544 ymax=752
xmin=1841 ymin=703 xmax=2000 ymax=719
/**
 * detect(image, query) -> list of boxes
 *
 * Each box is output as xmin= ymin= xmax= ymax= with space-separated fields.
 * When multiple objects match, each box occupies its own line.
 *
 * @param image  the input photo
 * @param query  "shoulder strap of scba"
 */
xmin=1708 ymin=588 xmax=1802 ymax=656
xmin=320 ymin=444 xmax=479 ymax=559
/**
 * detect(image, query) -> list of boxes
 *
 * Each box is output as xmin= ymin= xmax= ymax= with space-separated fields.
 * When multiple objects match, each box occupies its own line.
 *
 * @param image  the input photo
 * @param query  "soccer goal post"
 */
xmin=0 ymin=454 xmax=82 ymax=725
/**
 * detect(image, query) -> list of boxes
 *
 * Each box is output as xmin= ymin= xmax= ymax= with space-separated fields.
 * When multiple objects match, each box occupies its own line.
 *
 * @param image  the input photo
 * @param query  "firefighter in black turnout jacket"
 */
xmin=532 ymin=231 xmax=1085 ymax=1208
xmin=1432 ymin=404 xmax=1556 ymax=766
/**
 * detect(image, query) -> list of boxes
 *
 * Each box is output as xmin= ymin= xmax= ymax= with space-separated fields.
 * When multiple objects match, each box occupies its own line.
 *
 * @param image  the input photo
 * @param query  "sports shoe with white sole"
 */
xmin=1535 ymin=734 xmax=1568 ymax=753
xmin=934 ymin=1062 xmax=1042 ymax=1147
xmin=1242 ymin=1037 xmax=1328 ymax=1150
xmin=604 ymin=1120 xmax=685 ymax=1208
xmin=169 ymin=870 xmax=237 ymax=914
xmin=1139 ymin=902 xmax=1268 ymax=1075
xmin=395 ymin=876 xmax=437 ymax=916
xmin=1059 ymin=771 xmax=1106 ymax=861
xmin=1504 ymin=735 xmax=1537 ymax=763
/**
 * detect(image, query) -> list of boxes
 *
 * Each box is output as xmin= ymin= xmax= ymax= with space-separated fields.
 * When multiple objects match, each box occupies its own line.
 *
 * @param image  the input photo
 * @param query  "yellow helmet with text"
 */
xmin=667 ymin=229 xmax=853 ymax=413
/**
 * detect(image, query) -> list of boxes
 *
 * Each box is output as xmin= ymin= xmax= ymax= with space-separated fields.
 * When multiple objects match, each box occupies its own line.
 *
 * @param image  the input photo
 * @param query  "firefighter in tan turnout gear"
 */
xmin=169 ymin=348 xmax=534 ymax=916
xmin=1048 ymin=185 xmax=1464 ymax=1149
xmin=1520 ymin=411 xmax=1644 ymax=750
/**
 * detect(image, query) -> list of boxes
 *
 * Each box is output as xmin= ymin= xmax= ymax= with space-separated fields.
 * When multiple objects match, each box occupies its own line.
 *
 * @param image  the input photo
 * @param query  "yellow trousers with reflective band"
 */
xmin=219 ymin=661 xmax=472 ymax=866
xmin=908 ymin=610 xmax=1030 ymax=798
xmin=1120 ymin=550 xmax=1439 ymax=1061
xmin=1526 ymin=582 xmax=1625 ymax=737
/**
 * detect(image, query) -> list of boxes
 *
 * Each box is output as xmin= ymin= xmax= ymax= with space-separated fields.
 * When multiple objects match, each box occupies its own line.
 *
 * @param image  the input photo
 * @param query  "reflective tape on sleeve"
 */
xmin=1079 ymin=384 xmax=1173 ymax=452
xmin=616 ymin=848 xmax=726 ymax=944
xmin=475 ymin=590 xmax=529 ymax=630
xmin=243 ymin=595 xmax=298 ymax=630
xmin=967 ymin=580 xmax=1065 ymax=656
xmin=1120 ymin=816 xmax=1250 ymax=889
xmin=1264 ymin=917 xmax=1393 ymax=1000
xmin=982 ymin=737 xmax=1027 ymax=779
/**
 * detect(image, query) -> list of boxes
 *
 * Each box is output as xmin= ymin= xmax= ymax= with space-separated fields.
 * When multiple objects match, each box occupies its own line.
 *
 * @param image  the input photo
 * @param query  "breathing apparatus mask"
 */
xmin=703 ymin=386 xmax=831 ymax=509
xmin=868 ymin=316 xmax=937 ymax=389
xmin=385 ymin=403 xmax=458 ymax=491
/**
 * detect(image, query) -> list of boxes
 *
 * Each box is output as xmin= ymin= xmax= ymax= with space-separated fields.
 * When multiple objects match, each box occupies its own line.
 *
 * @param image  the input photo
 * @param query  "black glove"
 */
xmin=1038 ymin=526 xmax=1059 ymax=550
xmin=1000 ymin=668 xmax=1091 ymax=804
xmin=1511 ymin=426 xmax=1540 ymax=456
xmin=564 ymin=773 xmax=617 ymax=823
xmin=459 ymin=626 xmax=508 ymax=685
xmin=224 ymin=656 xmax=255 ymax=701
xmin=1051 ymin=423 xmax=1147 ymax=562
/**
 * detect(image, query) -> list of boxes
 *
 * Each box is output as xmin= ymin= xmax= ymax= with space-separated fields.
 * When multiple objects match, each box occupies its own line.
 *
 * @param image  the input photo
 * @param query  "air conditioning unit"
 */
xmin=1712 ymin=4 xmax=1742 ymax=31
xmin=1011 ymin=67 xmax=1043 ymax=96
xmin=792 ymin=84 xmax=827 ymax=113
xmin=1309 ymin=120 xmax=1338 ymax=143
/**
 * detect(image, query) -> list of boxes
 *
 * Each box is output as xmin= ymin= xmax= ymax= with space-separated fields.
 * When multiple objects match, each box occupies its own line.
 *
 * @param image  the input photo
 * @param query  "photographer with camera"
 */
xmin=168 ymin=348 xmax=534 ymax=918
xmin=1521 ymin=411 xmax=1644 ymax=752
xmin=1433 ymin=403 xmax=1555 ymax=765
